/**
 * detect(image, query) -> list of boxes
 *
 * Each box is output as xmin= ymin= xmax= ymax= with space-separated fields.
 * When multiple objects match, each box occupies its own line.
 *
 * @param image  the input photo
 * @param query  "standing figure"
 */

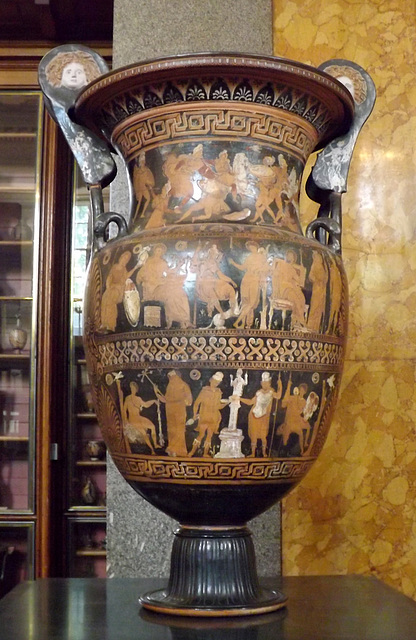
xmin=122 ymin=381 xmax=159 ymax=454
xmin=307 ymin=251 xmax=329 ymax=332
xmin=240 ymin=372 xmax=282 ymax=457
xmin=230 ymin=241 xmax=269 ymax=329
xmin=250 ymin=156 xmax=279 ymax=222
xmin=214 ymin=150 xmax=237 ymax=194
xmin=271 ymin=249 xmax=306 ymax=329
xmin=157 ymin=370 xmax=193 ymax=457
xmin=189 ymin=372 xmax=229 ymax=457
xmin=100 ymin=251 xmax=137 ymax=332
xmin=228 ymin=368 xmax=248 ymax=431
xmin=132 ymin=151 xmax=155 ymax=222
xmin=276 ymin=375 xmax=310 ymax=455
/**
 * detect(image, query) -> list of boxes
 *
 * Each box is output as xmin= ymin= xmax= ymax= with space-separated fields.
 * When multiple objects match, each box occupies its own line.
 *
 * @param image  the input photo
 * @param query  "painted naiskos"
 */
xmin=39 ymin=47 xmax=375 ymax=616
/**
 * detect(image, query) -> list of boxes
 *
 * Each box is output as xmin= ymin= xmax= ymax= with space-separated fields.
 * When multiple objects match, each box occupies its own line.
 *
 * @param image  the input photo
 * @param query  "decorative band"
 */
xmin=95 ymin=333 xmax=344 ymax=373
xmin=112 ymin=453 xmax=315 ymax=484
xmin=115 ymin=106 xmax=316 ymax=163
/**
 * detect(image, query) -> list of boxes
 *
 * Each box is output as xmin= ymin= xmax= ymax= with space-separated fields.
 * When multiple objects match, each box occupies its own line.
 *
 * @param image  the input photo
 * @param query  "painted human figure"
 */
xmin=136 ymin=243 xmax=191 ymax=328
xmin=271 ymin=249 xmax=306 ymax=328
xmin=214 ymin=150 xmax=237 ymax=194
xmin=189 ymin=372 xmax=229 ymax=456
xmin=145 ymin=183 xmax=170 ymax=229
xmin=163 ymin=144 xmax=213 ymax=209
xmin=157 ymin=370 xmax=192 ymax=457
xmin=179 ymin=176 xmax=230 ymax=222
xmin=100 ymin=251 xmax=137 ymax=331
xmin=132 ymin=151 xmax=155 ymax=221
xmin=191 ymin=243 xmax=238 ymax=320
xmin=240 ymin=372 xmax=282 ymax=457
xmin=122 ymin=381 xmax=159 ymax=454
xmin=250 ymin=156 xmax=279 ymax=222
xmin=307 ymin=251 xmax=329 ymax=332
xmin=276 ymin=375 xmax=310 ymax=455
xmin=45 ymin=50 xmax=101 ymax=91
xmin=230 ymin=241 xmax=269 ymax=329
xmin=228 ymin=368 xmax=248 ymax=431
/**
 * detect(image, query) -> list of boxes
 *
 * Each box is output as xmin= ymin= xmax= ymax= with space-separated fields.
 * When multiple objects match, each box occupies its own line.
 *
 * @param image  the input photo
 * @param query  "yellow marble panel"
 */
xmin=274 ymin=0 xmax=416 ymax=599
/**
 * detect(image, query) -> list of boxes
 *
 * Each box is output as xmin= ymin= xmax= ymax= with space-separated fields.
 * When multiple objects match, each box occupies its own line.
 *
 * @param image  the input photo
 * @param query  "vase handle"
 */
xmin=38 ymin=45 xmax=125 ymax=250
xmin=306 ymin=59 xmax=376 ymax=255
xmin=94 ymin=212 xmax=129 ymax=250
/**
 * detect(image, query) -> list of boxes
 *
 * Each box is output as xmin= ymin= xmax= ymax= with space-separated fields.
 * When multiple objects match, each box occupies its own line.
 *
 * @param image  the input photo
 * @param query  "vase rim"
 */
xmin=73 ymin=51 xmax=354 ymax=146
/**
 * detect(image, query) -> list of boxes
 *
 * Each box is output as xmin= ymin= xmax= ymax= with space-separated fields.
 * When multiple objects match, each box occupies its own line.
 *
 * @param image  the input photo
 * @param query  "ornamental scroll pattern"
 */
xmin=112 ymin=453 xmax=315 ymax=484
xmin=95 ymin=333 xmax=344 ymax=373
xmin=116 ymin=108 xmax=316 ymax=164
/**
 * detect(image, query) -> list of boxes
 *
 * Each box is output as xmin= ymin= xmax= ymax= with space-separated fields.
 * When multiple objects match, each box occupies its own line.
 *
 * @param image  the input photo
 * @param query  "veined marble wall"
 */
xmin=273 ymin=0 xmax=416 ymax=597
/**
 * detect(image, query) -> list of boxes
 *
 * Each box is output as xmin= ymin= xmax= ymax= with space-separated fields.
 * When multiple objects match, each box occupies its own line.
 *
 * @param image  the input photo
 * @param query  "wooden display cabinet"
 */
xmin=0 ymin=46 xmax=111 ymax=594
xmin=65 ymin=170 xmax=107 ymax=577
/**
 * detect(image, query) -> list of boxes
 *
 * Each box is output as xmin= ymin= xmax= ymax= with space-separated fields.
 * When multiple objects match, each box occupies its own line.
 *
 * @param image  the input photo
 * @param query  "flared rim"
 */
xmin=73 ymin=51 xmax=354 ymax=145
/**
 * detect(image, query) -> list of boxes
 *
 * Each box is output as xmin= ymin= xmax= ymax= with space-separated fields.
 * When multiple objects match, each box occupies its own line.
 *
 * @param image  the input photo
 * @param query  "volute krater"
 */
xmin=39 ymin=46 xmax=375 ymax=616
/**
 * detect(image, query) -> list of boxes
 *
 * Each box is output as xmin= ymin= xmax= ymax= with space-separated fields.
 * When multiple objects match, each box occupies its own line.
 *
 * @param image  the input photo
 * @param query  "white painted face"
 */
xmin=61 ymin=62 xmax=87 ymax=90
xmin=337 ymin=75 xmax=355 ymax=100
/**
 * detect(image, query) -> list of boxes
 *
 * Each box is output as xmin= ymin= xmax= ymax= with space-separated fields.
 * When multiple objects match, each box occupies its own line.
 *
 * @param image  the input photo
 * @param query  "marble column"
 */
xmin=108 ymin=0 xmax=281 ymax=579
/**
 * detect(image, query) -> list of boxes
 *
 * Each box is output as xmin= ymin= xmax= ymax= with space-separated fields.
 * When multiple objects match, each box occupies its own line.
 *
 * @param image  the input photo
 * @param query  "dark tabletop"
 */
xmin=0 ymin=575 xmax=415 ymax=640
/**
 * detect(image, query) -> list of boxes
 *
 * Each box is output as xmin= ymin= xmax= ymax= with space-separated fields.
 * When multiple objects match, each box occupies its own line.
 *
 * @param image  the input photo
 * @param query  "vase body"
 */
xmin=74 ymin=53 xmax=353 ymax=614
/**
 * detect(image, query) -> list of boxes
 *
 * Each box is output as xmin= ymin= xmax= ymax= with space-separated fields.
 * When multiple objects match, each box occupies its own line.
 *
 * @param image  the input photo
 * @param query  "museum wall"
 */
xmin=273 ymin=0 xmax=416 ymax=597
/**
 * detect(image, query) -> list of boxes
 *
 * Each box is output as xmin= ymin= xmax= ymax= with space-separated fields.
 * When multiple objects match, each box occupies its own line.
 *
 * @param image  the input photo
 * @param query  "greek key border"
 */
xmin=112 ymin=454 xmax=315 ymax=484
xmin=115 ymin=106 xmax=315 ymax=163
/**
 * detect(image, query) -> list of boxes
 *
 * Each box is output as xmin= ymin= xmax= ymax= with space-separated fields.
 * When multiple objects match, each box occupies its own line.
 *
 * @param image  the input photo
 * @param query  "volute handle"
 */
xmin=306 ymin=59 xmax=376 ymax=254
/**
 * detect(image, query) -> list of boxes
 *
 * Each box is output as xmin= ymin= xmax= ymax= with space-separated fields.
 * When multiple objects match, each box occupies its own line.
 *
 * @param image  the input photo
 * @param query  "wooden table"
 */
xmin=0 ymin=575 xmax=415 ymax=639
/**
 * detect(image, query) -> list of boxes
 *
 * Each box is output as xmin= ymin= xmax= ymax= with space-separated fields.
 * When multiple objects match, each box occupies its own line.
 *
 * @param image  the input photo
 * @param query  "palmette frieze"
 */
xmin=112 ymin=452 xmax=315 ymax=484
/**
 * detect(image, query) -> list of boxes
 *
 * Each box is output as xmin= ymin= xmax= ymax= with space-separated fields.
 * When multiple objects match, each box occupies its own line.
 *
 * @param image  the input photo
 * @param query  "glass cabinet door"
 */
xmin=0 ymin=93 xmax=40 ymax=514
xmin=66 ymin=167 xmax=107 ymax=576
xmin=0 ymin=93 xmax=40 ymax=596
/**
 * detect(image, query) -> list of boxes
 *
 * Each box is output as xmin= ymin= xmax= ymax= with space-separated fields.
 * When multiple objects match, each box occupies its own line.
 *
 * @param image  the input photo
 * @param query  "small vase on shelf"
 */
xmin=8 ymin=316 xmax=27 ymax=353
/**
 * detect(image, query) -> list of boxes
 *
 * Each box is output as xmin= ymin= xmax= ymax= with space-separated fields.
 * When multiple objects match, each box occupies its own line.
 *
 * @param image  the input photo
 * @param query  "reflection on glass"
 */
xmin=0 ymin=522 xmax=34 ymax=597
xmin=0 ymin=93 xmax=41 ymax=513
xmin=68 ymin=167 xmax=107 ymax=577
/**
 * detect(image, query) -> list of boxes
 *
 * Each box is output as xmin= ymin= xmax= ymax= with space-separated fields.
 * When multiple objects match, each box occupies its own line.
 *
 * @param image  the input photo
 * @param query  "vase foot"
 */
xmin=139 ymin=525 xmax=287 ymax=617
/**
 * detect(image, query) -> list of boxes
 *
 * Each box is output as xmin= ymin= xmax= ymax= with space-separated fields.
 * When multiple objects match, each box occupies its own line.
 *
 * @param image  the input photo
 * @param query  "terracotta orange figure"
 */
xmin=123 ymin=381 xmax=159 ymax=454
xmin=230 ymin=241 xmax=269 ymax=329
xmin=191 ymin=243 xmax=238 ymax=319
xmin=157 ymin=370 xmax=192 ymax=457
xmin=240 ymin=372 xmax=282 ymax=457
xmin=276 ymin=375 xmax=310 ymax=455
xmin=133 ymin=151 xmax=155 ymax=221
xmin=189 ymin=372 xmax=228 ymax=457
xmin=100 ymin=251 xmax=136 ymax=331
xmin=271 ymin=249 xmax=306 ymax=328
xmin=307 ymin=252 xmax=328 ymax=332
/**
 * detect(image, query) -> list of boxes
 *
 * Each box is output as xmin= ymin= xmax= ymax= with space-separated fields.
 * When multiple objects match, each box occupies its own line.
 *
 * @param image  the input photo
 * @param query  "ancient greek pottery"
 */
xmin=8 ymin=316 xmax=27 ymax=353
xmin=39 ymin=46 xmax=375 ymax=617
xmin=86 ymin=439 xmax=106 ymax=461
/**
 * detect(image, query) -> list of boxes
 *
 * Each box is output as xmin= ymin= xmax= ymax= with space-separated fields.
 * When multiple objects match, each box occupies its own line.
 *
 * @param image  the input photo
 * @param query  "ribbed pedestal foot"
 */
xmin=139 ymin=525 xmax=287 ymax=617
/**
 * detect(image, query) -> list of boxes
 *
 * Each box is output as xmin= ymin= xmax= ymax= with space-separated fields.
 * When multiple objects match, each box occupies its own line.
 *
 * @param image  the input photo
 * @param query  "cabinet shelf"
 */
xmin=0 ymin=241 xmax=33 ymax=247
xmin=76 ymin=460 xmax=106 ymax=467
xmin=0 ymin=436 xmax=29 ymax=442
xmin=75 ymin=549 xmax=106 ymax=557
xmin=0 ymin=353 xmax=30 ymax=362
